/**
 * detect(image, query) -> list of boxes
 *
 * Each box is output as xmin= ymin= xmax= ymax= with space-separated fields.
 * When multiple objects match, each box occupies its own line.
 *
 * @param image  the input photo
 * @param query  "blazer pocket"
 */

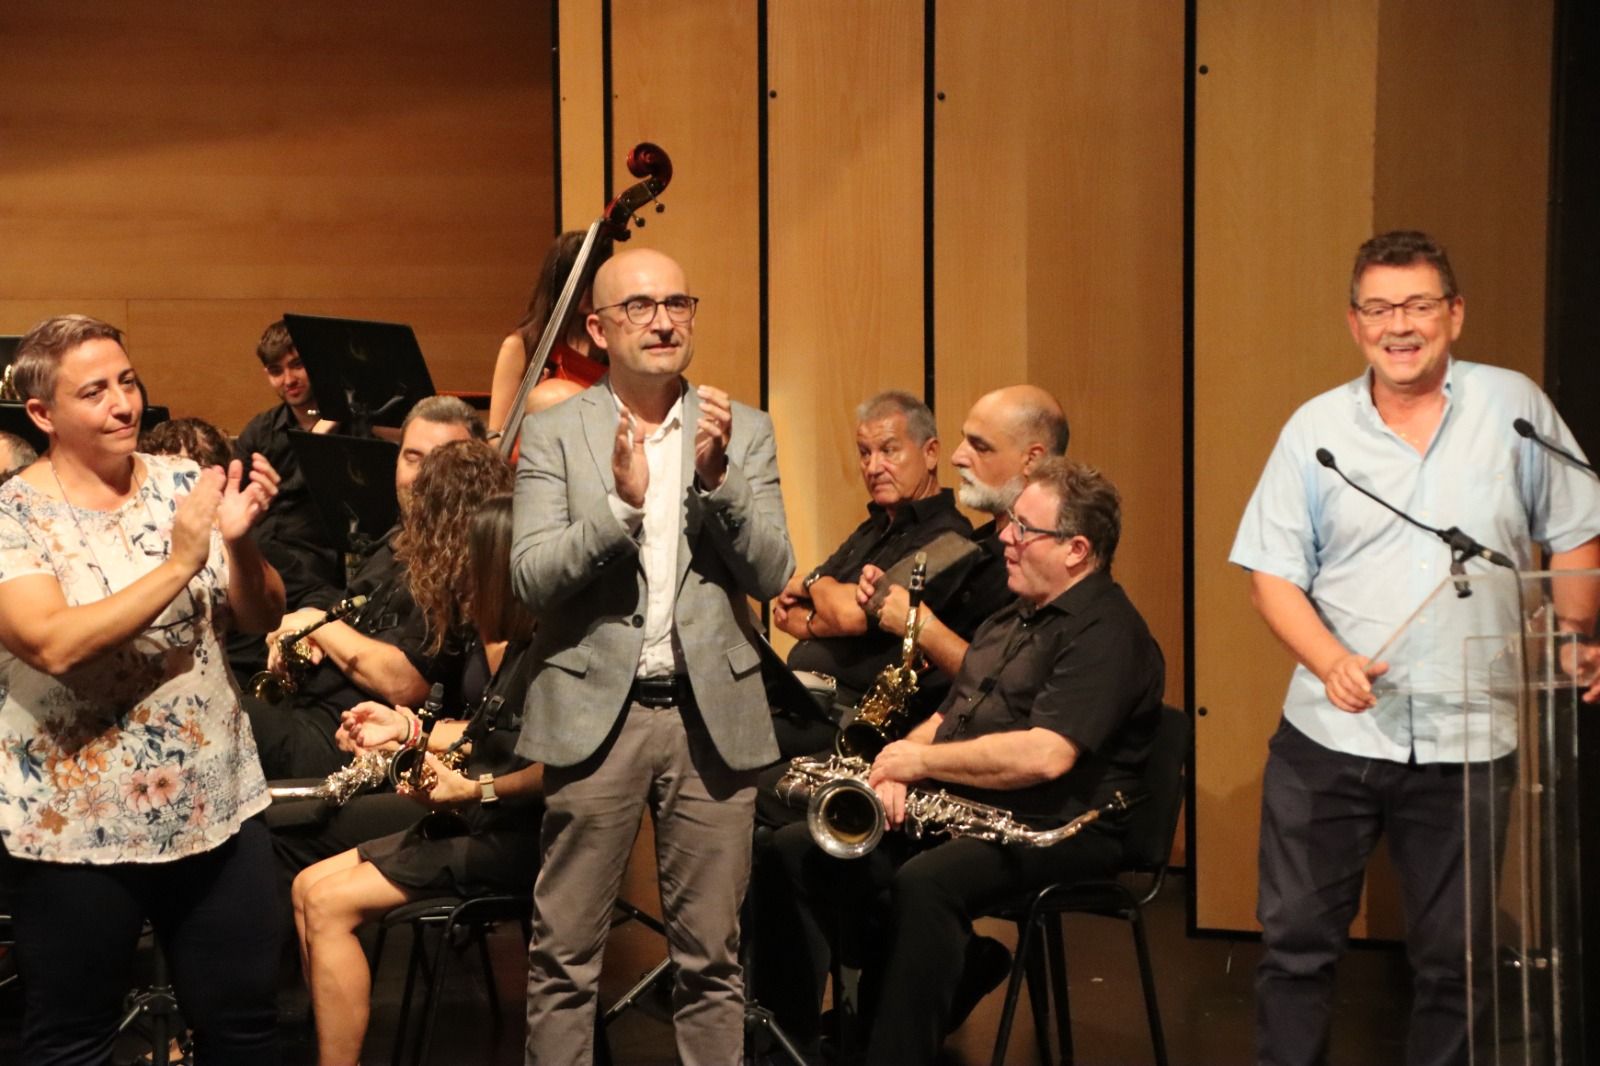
xmin=541 ymin=644 xmax=592 ymax=678
xmin=724 ymin=641 xmax=761 ymax=680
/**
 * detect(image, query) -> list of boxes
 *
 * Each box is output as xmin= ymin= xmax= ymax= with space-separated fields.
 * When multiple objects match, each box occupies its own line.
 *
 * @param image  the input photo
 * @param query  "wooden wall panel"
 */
xmin=558 ymin=0 xmax=607 ymax=232
xmin=0 ymin=0 xmax=555 ymax=432
xmin=1024 ymin=3 xmax=1186 ymax=716
xmin=1374 ymin=0 xmax=1553 ymax=385
xmin=932 ymin=1 xmax=1032 ymax=428
xmin=610 ymin=0 xmax=761 ymax=408
xmin=766 ymin=0 xmax=926 ymax=583
xmin=935 ymin=0 xmax=1186 ymax=717
xmin=1192 ymin=0 xmax=1383 ymax=935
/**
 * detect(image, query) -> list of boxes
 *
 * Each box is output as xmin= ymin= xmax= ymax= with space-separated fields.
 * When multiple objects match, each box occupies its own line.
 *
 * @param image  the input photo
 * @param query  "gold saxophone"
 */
xmin=247 ymin=594 xmax=368 ymax=704
xmin=776 ymin=754 xmax=1142 ymax=860
xmin=836 ymin=553 xmax=927 ymax=760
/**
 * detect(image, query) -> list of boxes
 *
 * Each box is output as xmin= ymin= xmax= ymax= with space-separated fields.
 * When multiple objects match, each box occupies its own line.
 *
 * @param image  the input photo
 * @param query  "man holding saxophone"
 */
xmin=768 ymin=457 xmax=1165 ymax=1064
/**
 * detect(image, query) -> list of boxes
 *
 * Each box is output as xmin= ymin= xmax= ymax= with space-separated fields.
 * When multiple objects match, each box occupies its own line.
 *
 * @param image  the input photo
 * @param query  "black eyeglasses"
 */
xmin=595 ymin=295 xmax=700 ymax=326
xmin=1005 ymin=509 xmax=1066 ymax=544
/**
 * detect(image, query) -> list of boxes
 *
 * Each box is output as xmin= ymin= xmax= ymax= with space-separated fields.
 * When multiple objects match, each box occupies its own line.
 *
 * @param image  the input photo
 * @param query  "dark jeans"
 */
xmin=1256 ymin=719 xmax=1511 ymax=1066
xmin=1 ymin=818 xmax=282 ymax=1066
xmin=760 ymin=816 xmax=1120 ymax=1066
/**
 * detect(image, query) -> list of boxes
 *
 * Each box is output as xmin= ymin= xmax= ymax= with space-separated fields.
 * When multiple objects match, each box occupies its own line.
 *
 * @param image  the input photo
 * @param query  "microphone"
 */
xmin=1513 ymin=418 xmax=1599 ymax=477
xmin=1316 ymin=449 xmax=1514 ymax=591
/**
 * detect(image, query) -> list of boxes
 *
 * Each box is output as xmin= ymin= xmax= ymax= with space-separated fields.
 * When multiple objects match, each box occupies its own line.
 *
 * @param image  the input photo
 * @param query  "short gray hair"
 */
xmin=855 ymin=390 xmax=936 ymax=445
xmin=401 ymin=395 xmax=487 ymax=440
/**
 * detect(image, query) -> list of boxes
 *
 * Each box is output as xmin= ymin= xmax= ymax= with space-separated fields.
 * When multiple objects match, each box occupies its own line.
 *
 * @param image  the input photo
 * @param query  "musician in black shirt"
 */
xmin=768 ymin=458 xmax=1165 ymax=1064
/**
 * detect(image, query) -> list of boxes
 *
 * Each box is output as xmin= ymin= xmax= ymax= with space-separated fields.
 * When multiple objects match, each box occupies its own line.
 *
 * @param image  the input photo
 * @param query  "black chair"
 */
xmin=374 ymin=893 xmax=664 ymax=1066
xmin=990 ymin=704 xmax=1191 ymax=1066
xmin=371 ymin=893 xmax=532 ymax=1066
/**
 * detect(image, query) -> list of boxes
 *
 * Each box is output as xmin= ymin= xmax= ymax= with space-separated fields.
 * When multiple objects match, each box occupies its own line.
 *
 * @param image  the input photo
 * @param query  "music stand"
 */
xmin=282 ymin=314 xmax=436 ymax=436
xmin=0 ymin=336 xmax=19 ymax=369
xmin=287 ymin=430 xmax=399 ymax=559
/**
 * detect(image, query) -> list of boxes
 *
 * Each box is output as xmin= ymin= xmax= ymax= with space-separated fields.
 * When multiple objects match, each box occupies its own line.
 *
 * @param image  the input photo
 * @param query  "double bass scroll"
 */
xmin=496 ymin=143 xmax=674 ymax=458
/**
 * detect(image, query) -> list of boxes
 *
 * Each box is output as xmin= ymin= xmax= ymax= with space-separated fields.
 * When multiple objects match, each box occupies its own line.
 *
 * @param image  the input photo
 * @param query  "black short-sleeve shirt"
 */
xmin=786 ymin=489 xmax=973 ymax=699
xmin=294 ymin=528 xmax=474 ymax=724
xmin=931 ymin=568 xmax=1165 ymax=825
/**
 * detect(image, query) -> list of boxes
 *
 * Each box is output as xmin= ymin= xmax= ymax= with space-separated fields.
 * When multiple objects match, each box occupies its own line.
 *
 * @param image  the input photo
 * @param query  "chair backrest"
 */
xmin=1119 ymin=704 xmax=1191 ymax=873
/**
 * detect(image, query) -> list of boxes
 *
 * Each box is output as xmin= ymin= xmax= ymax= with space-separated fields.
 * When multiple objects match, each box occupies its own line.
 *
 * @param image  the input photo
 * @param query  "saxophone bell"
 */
xmin=247 ymin=594 xmax=369 ymax=705
xmin=808 ymin=775 xmax=885 ymax=859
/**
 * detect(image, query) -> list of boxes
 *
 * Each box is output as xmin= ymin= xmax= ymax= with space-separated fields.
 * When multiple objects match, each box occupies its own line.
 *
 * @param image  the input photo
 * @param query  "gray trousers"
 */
xmin=524 ymin=698 xmax=758 ymax=1066
xmin=1256 ymin=719 xmax=1510 ymax=1066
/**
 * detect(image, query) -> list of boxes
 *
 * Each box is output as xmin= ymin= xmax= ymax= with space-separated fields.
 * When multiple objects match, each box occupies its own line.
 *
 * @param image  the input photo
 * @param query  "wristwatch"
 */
xmin=801 ymin=569 xmax=824 ymax=594
xmin=478 ymin=774 xmax=499 ymax=806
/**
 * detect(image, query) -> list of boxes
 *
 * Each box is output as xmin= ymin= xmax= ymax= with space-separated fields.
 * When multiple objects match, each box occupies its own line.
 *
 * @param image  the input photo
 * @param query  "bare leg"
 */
xmin=301 ymin=860 xmax=412 ymax=1066
xmin=292 ymin=849 xmax=365 ymax=980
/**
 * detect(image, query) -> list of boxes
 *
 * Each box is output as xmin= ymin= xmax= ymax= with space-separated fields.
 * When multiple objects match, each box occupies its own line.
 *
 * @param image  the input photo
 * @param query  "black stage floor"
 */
xmin=0 ymin=868 xmax=1414 ymax=1065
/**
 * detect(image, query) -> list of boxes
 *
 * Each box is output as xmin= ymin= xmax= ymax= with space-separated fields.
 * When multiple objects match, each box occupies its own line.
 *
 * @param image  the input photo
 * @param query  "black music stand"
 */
xmin=282 ymin=314 xmax=436 ymax=437
xmin=288 ymin=430 xmax=399 ymax=561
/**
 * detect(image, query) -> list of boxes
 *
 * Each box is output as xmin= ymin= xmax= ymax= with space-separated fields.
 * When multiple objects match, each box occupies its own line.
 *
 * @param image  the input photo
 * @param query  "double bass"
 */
xmin=496 ymin=143 xmax=673 ymax=459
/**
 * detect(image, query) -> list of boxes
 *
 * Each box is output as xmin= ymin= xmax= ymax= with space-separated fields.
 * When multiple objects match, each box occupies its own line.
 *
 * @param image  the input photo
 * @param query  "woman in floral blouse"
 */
xmin=0 ymin=315 xmax=285 ymax=1065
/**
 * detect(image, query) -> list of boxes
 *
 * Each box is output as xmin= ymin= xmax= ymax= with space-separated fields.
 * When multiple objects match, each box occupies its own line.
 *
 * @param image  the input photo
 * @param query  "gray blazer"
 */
xmin=510 ymin=380 xmax=794 ymax=770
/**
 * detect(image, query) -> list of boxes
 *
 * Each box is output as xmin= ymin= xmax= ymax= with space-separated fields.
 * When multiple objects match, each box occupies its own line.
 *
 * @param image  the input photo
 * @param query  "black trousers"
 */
xmin=1 ymin=818 xmax=282 ymax=1066
xmin=243 ymin=695 xmax=347 ymax=780
xmin=760 ymin=815 xmax=1120 ymax=1066
xmin=1255 ymin=719 xmax=1511 ymax=1066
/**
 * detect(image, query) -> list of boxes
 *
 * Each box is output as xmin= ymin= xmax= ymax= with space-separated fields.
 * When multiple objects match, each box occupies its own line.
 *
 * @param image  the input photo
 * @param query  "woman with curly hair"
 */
xmin=263 ymin=438 xmax=512 ymax=884
xmin=390 ymin=437 xmax=515 ymax=660
xmin=292 ymin=493 xmax=544 ymax=1066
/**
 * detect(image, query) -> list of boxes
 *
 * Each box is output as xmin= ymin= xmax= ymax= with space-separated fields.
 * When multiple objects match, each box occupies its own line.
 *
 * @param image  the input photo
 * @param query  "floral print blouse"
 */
xmin=0 ymin=454 xmax=269 ymax=863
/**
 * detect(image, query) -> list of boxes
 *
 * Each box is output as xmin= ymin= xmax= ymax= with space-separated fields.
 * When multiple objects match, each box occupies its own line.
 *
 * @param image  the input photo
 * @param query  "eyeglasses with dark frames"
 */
xmin=594 ymin=295 xmax=700 ymax=326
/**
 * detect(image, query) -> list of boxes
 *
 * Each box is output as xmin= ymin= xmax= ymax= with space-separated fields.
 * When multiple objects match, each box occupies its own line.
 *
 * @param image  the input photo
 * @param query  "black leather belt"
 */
xmin=629 ymin=675 xmax=691 ymax=708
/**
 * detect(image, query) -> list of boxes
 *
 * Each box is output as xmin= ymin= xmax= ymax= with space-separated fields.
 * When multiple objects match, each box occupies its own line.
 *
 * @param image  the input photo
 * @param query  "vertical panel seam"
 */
xmin=601 ymin=0 xmax=614 ymax=198
xmin=1182 ymin=0 xmax=1200 ymax=937
xmin=922 ymin=0 xmax=936 ymax=411
xmin=550 ymin=0 xmax=563 ymax=235
xmin=758 ymin=0 xmax=771 ymax=413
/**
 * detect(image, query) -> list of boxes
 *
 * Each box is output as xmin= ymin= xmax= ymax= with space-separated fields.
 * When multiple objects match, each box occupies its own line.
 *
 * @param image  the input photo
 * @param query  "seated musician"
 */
xmin=244 ymin=398 xmax=488 ymax=782
xmin=487 ymin=229 xmax=612 ymax=442
xmin=768 ymin=391 xmax=974 ymax=756
xmin=235 ymin=319 xmax=345 ymax=598
xmin=292 ymin=493 xmax=543 ymax=1066
xmin=857 ymin=384 xmax=1068 ymax=679
xmin=766 ymin=458 xmax=1165 ymax=1064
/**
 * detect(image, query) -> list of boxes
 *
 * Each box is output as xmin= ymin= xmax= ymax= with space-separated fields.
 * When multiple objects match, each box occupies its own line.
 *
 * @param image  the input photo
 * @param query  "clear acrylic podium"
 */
xmin=1370 ymin=568 xmax=1600 ymax=1066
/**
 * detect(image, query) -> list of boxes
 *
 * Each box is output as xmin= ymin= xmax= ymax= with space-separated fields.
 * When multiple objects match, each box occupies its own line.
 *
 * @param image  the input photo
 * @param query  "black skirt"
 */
xmin=358 ymin=802 xmax=542 ymax=898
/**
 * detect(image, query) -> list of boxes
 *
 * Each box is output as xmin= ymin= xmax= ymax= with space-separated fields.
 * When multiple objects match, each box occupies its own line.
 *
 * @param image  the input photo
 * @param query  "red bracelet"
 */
xmin=404 ymin=713 xmax=423 ymax=750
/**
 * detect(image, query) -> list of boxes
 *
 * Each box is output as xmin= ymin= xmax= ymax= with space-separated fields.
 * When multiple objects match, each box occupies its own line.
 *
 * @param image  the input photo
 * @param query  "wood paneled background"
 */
xmin=0 ymin=1 xmax=556 ymax=434
xmin=0 ymin=1 xmax=1562 ymax=938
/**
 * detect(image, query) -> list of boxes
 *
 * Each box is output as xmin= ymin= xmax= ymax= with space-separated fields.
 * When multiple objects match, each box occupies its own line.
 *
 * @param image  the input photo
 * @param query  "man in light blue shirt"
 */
xmin=1231 ymin=230 xmax=1600 ymax=1066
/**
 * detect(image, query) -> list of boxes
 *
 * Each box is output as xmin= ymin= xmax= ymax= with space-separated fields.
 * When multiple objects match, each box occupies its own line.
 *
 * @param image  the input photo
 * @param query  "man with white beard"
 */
xmin=857 ymin=384 xmax=1069 ymax=674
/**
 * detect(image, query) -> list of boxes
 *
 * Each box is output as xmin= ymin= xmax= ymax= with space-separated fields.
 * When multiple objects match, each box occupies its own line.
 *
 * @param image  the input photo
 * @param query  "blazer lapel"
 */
xmin=677 ymin=384 xmax=700 ymax=590
xmin=580 ymin=386 xmax=618 ymax=496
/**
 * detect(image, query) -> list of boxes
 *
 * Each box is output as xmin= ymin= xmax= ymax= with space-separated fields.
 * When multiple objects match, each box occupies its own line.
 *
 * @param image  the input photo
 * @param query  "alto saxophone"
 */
xmin=247 ymin=594 xmax=369 ymax=705
xmin=775 ymin=754 xmax=1143 ymax=860
xmin=836 ymin=553 xmax=927 ymax=760
xmin=386 ymin=684 xmax=467 ymax=796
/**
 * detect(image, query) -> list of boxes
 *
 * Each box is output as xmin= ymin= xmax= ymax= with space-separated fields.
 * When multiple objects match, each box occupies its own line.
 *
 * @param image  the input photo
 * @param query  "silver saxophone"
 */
xmin=775 ymin=754 xmax=1141 ymax=860
xmin=267 ymin=750 xmax=393 ymax=805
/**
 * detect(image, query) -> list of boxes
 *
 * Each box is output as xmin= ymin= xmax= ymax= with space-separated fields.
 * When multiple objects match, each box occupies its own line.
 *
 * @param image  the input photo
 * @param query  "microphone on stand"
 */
xmin=1315 ymin=448 xmax=1514 ymax=596
xmin=1513 ymin=418 xmax=1600 ymax=477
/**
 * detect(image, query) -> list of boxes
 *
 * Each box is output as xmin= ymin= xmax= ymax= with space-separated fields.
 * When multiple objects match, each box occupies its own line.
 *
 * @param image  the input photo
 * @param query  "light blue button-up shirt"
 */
xmin=1230 ymin=358 xmax=1600 ymax=763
